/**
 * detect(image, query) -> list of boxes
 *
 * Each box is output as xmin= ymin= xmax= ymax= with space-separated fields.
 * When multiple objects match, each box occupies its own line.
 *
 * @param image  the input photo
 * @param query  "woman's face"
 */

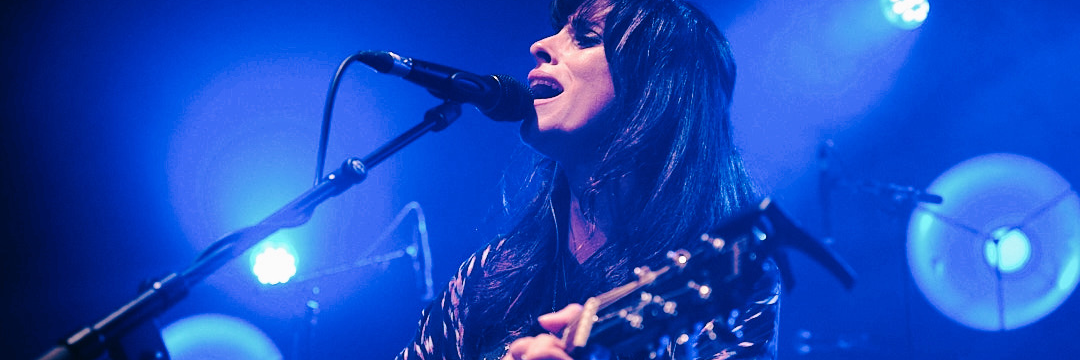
xmin=520 ymin=8 xmax=615 ymax=163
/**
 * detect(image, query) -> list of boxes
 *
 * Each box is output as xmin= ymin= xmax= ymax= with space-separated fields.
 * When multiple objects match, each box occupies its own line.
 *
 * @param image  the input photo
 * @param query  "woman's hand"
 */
xmin=502 ymin=304 xmax=584 ymax=360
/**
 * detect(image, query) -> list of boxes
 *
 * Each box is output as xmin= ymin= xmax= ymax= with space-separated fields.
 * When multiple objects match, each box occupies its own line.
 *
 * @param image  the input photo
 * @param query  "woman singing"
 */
xmin=398 ymin=0 xmax=780 ymax=358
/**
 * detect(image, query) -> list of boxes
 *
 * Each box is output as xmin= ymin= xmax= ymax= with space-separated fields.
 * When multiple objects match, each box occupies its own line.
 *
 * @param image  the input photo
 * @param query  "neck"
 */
xmin=567 ymin=193 xmax=606 ymax=264
xmin=562 ymin=161 xmax=610 ymax=264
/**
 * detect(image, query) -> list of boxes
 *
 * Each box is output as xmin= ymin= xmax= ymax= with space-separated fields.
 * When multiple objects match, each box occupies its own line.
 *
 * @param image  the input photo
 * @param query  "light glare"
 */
xmin=252 ymin=246 xmax=297 ymax=285
xmin=883 ymin=0 xmax=929 ymax=30
xmin=983 ymin=228 xmax=1032 ymax=274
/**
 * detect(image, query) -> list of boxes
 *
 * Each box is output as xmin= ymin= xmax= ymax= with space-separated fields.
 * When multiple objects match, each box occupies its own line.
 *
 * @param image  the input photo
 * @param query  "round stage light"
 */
xmin=881 ymin=0 xmax=929 ymax=30
xmin=983 ymin=227 xmax=1032 ymax=274
xmin=161 ymin=313 xmax=282 ymax=360
xmin=251 ymin=242 xmax=297 ymax=285
xmin=907 ymin=153 xmax=1080 ymax=331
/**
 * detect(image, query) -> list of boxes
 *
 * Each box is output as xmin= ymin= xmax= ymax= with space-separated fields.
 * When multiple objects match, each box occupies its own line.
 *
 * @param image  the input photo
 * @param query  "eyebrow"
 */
xmin=569 ymin=12 xmax=603 ymax=34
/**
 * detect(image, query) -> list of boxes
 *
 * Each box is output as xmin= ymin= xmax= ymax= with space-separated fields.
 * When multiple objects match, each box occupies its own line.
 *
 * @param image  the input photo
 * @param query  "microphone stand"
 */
xmin=36 ymin=101 xmax=463 ymax=360
xmin=813 ymin=140 xmax=941 ymax=359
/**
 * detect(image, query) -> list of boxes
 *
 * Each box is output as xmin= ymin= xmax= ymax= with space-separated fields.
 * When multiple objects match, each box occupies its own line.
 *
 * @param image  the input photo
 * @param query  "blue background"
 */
xmin=2 ymin=0 xmax=1078 ymax=358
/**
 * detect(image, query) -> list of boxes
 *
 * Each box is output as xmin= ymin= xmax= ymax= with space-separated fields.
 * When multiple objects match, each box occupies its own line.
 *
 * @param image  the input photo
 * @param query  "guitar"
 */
xmin=559 ymin=198 xmax=856 ymax=359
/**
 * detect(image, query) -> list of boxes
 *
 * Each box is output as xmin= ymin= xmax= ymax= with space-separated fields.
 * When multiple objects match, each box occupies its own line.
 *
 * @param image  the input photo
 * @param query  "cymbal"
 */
xmin=907 ymin=153 xmax=1080 ymax=331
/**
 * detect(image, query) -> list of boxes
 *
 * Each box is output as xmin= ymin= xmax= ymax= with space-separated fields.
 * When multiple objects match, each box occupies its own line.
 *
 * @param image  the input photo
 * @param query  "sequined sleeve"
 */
xmin=395 ymin=259 xmax=470 ymax=360
xmin=397 ymin=241 xmax=507 ymax=360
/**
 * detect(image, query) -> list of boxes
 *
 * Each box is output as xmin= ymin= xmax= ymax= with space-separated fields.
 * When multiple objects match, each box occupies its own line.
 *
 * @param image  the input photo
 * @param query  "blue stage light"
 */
xmin=251 ymin=242 xmax=297 ymax=285
xmin=881 ymin=0 xmax=929 ymax=29
xmin=984 ymin=227 xmax=1032 ymax=274
xmin=908 ymin=153 xmax=1080 ymax=331
xmin=162 ymin=313 xmax=282 ymax=360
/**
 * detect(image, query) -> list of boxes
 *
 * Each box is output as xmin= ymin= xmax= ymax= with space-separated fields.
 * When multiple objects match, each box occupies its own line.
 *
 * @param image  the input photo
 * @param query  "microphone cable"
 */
xmin=313 ymin=53 xmax=365 ymax=187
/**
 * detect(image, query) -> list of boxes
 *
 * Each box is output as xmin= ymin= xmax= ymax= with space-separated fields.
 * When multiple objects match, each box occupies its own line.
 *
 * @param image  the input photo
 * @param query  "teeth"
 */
xmin=529 ymin=78 xmax=561 ymax=89
xmin=529 ymin=78 xmax=564 ymax=99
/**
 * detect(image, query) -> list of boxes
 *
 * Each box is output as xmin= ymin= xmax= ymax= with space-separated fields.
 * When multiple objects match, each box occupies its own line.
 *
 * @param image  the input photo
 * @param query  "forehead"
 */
xmin=553 ymin=0 xmax=611 ymax=29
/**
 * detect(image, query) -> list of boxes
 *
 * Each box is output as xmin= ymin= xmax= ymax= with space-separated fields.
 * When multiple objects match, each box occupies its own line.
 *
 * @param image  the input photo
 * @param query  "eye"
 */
xmin=574 ymin=29 xmax=603 ymax=48
xmin=569 ymin=16 xmax=603 ymax=49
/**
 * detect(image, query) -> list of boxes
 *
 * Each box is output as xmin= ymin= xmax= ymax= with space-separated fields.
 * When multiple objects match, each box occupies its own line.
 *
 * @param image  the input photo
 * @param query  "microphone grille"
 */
xmin=482 ymin=74 xmax=536 ymax=122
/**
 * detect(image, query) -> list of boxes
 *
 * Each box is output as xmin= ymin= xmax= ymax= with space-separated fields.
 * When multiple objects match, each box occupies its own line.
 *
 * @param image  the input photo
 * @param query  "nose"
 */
xmin=530 ymin=35 xmax=554 ymax=65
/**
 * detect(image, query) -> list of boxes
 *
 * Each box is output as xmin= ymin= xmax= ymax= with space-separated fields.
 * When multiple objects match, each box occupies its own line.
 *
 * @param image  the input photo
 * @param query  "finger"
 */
xmin=538 ymin=303 xmax=584 ymax=333
xmin=520 ymin=334 xmax=573 ymax=360
xmin=506 ymin=337 xmax=533 ymax=360
xmin=522 ymin=348 xmax=575 ymax=360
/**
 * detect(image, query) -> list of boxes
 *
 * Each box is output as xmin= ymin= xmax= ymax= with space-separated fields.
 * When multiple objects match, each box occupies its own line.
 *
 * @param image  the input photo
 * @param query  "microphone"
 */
xmin=356 ymin=51 xmax=534 ymax=122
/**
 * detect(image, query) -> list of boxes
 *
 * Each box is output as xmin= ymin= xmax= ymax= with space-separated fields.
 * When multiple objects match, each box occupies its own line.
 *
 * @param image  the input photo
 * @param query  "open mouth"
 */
xmin=529 ymin=78 xmax=564 ymax=100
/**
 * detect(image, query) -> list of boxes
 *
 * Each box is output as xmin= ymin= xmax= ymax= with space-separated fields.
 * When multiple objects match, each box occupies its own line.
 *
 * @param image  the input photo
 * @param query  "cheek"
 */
xmin=576 ymin=77 xmax=615 ymax=128
xmin=570 ymin=58 xmax=615 ymax=124
xmin=585 ymin=81 xmax=615 ymax=114
xmin=572 ymin=90 xmax=613 ymax=136
xmin=584 ymin=66 xmax=615 ymax=115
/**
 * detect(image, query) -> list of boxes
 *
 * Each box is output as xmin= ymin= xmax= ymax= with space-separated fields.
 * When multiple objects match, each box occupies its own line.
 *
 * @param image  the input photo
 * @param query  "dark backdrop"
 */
xmin=3 ymin=0 xmax=1078 ymax=359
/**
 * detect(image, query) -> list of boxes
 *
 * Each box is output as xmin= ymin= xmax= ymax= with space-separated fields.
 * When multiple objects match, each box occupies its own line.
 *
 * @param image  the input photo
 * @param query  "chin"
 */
xmin=519 ymin=128 xmax=587 ymax=166
xmin=518 ymin=118 xmax=549 ymax=156
xmin=518 ymin=113 xmax=560 ymax=148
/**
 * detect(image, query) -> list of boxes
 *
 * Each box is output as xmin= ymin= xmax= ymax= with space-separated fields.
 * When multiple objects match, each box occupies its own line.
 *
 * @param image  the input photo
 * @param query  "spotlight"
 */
xmin=162 ymin=313 xmax=282 ymax=360
xmin=983 ymin=227 xmax=1032 ymax=274
xmin=881 ymin=0 xmax=929 ymax=30
xmin=250 ymin=242 xmax=297 ymax=285
xmin=907 ymin=153 xmax=1080 ymax=331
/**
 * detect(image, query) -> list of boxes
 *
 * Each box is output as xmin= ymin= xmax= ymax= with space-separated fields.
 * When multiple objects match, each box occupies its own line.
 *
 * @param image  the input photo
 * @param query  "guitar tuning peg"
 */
xmin=703 ymin=321 xmax=719 ymax=340
xmin=687 ymin=280 xmax=712 ymax=299
xmin=667 ymin=249 xmax=691 ymax=267
xmin=625 ymin=313 xmax=644 ymax=329
xmin=675 ymin=333 xmax=691 ymax=345
xmin=698 ymin=284 xmax=712 ymax=299
xmin=663 ymin=301 xmax=678 ymax=315
xmin=701 ymin=233 xmax=726 ymax=250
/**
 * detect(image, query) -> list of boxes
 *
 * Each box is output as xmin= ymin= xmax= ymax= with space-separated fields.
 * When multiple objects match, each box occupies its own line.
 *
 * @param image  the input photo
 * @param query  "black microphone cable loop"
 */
xmin=314 ymin=53 xmax=365 ymax=187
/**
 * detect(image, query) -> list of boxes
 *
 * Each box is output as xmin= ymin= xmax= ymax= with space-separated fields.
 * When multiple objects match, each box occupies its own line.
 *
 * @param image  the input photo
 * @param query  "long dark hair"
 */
xmin=460 ymin=0 xmax=757 ymax=355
